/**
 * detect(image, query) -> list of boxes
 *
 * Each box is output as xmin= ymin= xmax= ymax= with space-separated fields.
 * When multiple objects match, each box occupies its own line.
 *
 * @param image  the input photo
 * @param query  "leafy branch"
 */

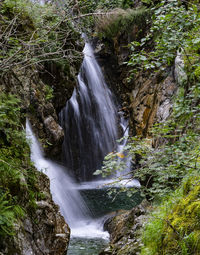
xmin=0 ymin=0 xmax=82 ymax=74
xmin=127 ymin=0 xmax=200 ymax=76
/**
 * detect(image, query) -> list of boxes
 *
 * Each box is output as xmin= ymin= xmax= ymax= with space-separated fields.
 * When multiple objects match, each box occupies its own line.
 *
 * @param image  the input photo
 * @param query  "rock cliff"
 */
xmin=94 ymin=37 xmax=177 ymax=139
xmin=0 ymin=173 xmax=70 ymax=255
xmin=0 ymin=2 xmax=83 ymax=252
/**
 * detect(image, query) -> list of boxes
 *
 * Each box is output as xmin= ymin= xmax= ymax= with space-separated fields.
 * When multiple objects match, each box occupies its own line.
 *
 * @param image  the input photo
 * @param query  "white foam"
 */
xmin=26 ymin=120 xmax=109 ymax=239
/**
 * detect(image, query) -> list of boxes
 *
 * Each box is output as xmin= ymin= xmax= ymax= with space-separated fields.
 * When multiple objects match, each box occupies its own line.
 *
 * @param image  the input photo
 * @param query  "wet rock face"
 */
xmin=0 ymin=62 xmax=79 ymax=159
xmin=101 ymin=202 xmax=148 ymax=255
xmin=95 ymin=37 xmax=177 ymax=136
xmin=94 ymin=32 xmax=177 ymax=138
xmin=93 ymin=38 xmax=129 ymax=105
xmin=0 ymin=68 xmax=59 ymax=158
xmin=1 ymin=172 xmax=70 ymax=255
xmin=31 ymin=173 xmax=70 ymax=255
xmin=44 ymin=116 xmax=64 ymax=156
xmin=39 ymin=61 xmax=81 ymax=115
xmin=129 ymin=69 xmax=177 ymax=137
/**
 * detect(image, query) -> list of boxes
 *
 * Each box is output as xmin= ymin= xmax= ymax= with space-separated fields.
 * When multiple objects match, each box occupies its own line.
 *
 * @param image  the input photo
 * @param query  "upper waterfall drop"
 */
xmin=60 ymin=40 xmax=119 ymax=181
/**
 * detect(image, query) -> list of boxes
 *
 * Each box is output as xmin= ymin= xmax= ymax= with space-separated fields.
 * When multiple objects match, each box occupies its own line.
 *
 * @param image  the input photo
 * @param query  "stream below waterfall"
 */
xmin=26 ymin=39 xmax=140 ymax=254
xmin=26 ymin=121 xmax=109 ymax=254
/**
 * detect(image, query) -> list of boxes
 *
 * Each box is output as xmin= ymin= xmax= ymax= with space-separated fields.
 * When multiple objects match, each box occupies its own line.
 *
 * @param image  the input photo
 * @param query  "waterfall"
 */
xmin=25 ymin=39 xmax=141 ymax=255
xmin=26 ymin=120 xmax=109 ymax=239
xmin=59 ymin=40 xmax=118 ymax=181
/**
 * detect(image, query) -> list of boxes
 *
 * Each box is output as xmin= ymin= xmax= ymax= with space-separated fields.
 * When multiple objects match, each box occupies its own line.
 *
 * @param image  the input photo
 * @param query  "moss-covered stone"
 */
xmin=141 ymin=176 xmax=200 ymax=255
xmin=161 ymin=177 xmax=200 ymax=255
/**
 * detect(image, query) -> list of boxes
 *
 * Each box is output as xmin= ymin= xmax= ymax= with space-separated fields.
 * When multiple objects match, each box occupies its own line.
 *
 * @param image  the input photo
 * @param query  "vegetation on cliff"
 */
xmin=137 ymin=2 xmax=200 ymax=253
xmin=141 ymin=176 xmax=200 ymax=255
xmin=0 ymin=0 xmax=84 ymax=152
xmin=0 ymin=93 xmax=37 ymax=241
xmin=0 ymin=0 xmax=81 ymax=252
xmin=0 ymin=0 xmax=82 ymax=73
xmin=93 ymin=0 xmax=200 ymax=254
xmin=95 ymin=7 xmax=149 ymax=40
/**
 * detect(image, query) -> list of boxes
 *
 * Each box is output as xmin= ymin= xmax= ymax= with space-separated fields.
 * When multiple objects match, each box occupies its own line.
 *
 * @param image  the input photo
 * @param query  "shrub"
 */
xmin=0 ymin=0 xmax=82 ymax=73
xmin=141 ymin=177 xmax=200 ymax=255
xmin=95 ymin=7 xmax=150 ymax=39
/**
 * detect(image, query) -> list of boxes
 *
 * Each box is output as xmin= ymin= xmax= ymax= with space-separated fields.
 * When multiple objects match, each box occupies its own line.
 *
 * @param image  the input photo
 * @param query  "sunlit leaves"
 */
xmin=127 ymin=0 xmax=200 ymax=76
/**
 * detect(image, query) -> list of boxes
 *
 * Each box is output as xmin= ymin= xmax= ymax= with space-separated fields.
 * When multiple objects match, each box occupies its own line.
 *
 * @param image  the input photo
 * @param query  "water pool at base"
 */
xmin=67 ymin=237 xmax=108 ymax=255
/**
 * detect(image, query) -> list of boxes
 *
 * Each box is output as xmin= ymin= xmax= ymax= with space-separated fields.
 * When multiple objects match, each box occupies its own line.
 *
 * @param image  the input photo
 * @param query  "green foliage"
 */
xmin=95 ymin=130 xmax=200 ymax=200
xmin=96 ymin=0 xmax=134 ymax=10
xmin=75 ymin=0 xmax=134 ymax=13
xmin=0 ymin=93 xmax=37 ymax=238
xmin=95 ymin=71 xmax=200 ymax=200
xmin=0 ymin=93 xmax=23 ymax=146
xmin=44 ymin=84 xmax=54 ymax=101
xmin=0 ymin=0 xmax=82 ymax=73
xmin=0 ymin=192 xmax=25 ymax=237
xmin=96 ymin=7 xmax=150 ymax=39
xmin=65 ymin=0 xmax=138 ymax=33
xmin=0 ymin=193 xmax=16 ymax=237
xmin=141 ymin=177 xmax=200 ymax=255
xmin=127 ymin=0 xmax=200 ymax=75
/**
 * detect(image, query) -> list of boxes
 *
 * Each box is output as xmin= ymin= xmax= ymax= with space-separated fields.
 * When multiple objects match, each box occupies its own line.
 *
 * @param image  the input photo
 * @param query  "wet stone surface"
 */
xmin=67 ymin=237 xmax=108 ymax=255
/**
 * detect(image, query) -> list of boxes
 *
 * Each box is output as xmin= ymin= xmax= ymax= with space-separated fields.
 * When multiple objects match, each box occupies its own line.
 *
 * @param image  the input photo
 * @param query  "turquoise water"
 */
xmin=67 ymin=237 xmax=108 ymax=255
xmin=66 ymin=186 xmax=142 ymax=254
xmin=80 ymin=188 xmax=142 ymax=216
xmin=66 ymin=189 xmax=142 ymax=255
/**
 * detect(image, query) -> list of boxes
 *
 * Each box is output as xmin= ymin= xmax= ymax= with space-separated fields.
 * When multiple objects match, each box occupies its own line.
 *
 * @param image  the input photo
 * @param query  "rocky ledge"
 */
xmin=100 ymin=201 xmax=149 ymax=255
xmin=0 ymin=172 xmax=70 ymax=255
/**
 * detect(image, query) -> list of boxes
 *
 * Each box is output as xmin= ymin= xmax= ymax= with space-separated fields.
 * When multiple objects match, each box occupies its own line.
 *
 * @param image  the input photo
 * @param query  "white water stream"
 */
xmin=26 ymin=120 xmax=109 ymax=240
xmin=59 ymin=40 xmax=118 ymax=181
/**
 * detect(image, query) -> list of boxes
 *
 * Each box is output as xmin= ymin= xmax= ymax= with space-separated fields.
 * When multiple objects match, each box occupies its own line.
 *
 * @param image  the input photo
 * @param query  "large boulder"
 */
xmin=100 ymin=201 xmax=149 ymax=255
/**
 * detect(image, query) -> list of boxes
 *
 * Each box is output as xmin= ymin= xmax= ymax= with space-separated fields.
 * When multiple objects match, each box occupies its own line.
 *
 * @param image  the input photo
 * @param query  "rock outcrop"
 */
xmin=100 ymin=201 xmax=149 ymax=255
xmin=0 ymin=172 xmax=70 ymax=255
xmin=0 ymin=58 xmax=82 ymax=159
xmin=94 ymin=38 xmax=177 ymax=138
xmin=128 ymin=69 xmax=177 ymax=137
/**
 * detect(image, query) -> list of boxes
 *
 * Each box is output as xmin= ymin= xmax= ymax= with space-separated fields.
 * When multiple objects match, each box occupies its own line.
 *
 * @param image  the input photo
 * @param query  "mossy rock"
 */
xmin=141 ymin=176 xmax=200 ymax=255
xmin=157 ymin=177 xmax=200 ymax=255
xmin=162 ymin=177 xmax=200 ymax=255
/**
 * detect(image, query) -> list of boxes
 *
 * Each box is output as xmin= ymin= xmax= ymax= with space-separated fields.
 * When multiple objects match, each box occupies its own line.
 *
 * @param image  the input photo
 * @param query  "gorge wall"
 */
xmin=0 ymin=62 xmax=77 ymax=255
xmin=94 ymin=32 xmax=177 ymax=140
xmin=1 ymin=0 xmax=194 ymax=254
xmin=0 ymin=2 xmax=83 ymax=253
xmin=0 ymin=172 xmax=70 ymax=255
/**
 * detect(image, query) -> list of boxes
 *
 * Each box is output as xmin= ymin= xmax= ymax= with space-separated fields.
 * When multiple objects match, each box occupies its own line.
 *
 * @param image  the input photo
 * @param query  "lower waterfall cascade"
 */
xmin=26 ymin=120 xmax=109 ymax=254
xmin=26 ymin=120 xmax=109 ymax=237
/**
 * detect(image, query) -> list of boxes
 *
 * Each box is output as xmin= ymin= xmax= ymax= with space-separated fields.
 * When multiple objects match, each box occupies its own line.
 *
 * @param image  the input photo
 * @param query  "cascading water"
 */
xmin=26 ymin=38 xmax=140 ymax=255
xmin=26 ymin=120 xmax=108 ymax=241
xmin=59 ymin=39 xmax=118 ymax=181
